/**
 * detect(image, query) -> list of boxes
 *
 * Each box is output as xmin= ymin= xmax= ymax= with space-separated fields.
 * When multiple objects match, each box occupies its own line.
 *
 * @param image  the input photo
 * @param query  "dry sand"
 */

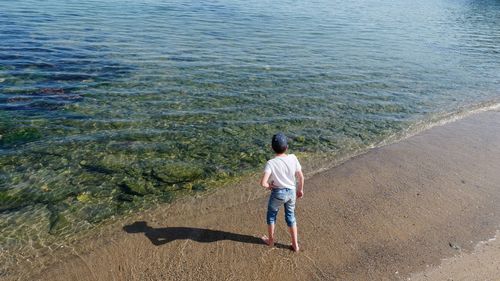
xmin=8 ymin=109 xmax=500 ymax=281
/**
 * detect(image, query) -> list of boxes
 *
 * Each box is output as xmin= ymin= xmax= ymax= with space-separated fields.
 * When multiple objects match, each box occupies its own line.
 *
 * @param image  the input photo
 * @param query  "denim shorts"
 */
xmin=266 ymin=188 xmax=296 ymax=227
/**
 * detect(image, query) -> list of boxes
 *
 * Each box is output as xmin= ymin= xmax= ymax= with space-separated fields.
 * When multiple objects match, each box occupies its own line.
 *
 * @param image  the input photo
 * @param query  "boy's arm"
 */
xmin=296 ymin=170 xmax=304 ymax=198
xmin=260 ymin=171 xmax=273 ymax=190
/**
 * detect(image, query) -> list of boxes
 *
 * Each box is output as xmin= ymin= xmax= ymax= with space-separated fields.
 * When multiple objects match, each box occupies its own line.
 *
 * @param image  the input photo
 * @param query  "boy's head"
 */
xmin=271 ymin=133 xmax=288 ymax=154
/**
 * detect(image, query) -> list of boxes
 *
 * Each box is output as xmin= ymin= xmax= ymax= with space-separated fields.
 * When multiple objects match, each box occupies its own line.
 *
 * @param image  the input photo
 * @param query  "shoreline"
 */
xmin=2 ymin=100 xmax=499 ymax=271
xmin=409 ymin=230 xmax=500 ymax=281
xmin=4 ymin=108 xmax=500 ymax=280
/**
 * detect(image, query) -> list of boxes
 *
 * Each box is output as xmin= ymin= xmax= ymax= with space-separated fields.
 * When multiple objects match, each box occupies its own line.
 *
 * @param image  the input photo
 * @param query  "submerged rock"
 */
xmin=76 ymin=192 xmax=92 ymax=203
xmin=0 ymin=127 xmax=42 ymax=146
xmin=48 ymin=211 xmax=70 ymax=235
xmin=191 ymin=183 xmax=206 ymax=191
xmin=294 ymin=135 xmax=306 ymax=143
xmin=40 ymin=184 xmax=50 ymax=192
xmin=0 ymin=190 xmax=31 ymax=212
xmin=116 ymin=193 xmax=134 ymax=202
xmin=80 ymin=203 xmax=115 ymax=224
xmin=151 ymin=163 xmax=204 ymax=184
xmin=121 ymin=178 xmax=155 ymax=196
xmin=39 ymin=88 xmax=65 ymax=95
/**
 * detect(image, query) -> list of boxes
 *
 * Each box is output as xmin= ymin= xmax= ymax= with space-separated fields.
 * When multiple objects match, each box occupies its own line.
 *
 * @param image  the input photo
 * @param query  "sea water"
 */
xmin=0 ymin=0 xmax=499 ymax=267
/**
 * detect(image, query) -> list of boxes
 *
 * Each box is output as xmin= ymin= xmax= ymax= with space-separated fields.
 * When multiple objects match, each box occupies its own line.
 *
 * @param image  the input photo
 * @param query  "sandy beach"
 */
xmin=7 ymin=109 xmax=500 ymax=281
xmin=410 ymin=230 xmax=500 ymax=281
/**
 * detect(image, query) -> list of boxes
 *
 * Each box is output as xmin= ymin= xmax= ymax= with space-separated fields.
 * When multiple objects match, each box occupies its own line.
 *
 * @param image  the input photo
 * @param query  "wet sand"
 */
xmin=12 ymin=109 xmax=500 ymax=281
xmin=410 ymin=231 xmax=500 ymax=281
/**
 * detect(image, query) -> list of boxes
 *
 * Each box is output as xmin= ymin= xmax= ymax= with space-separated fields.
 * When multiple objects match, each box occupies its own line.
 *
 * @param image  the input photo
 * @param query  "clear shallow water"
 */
xmin=0 ymin=0 xmax=499 ymax=260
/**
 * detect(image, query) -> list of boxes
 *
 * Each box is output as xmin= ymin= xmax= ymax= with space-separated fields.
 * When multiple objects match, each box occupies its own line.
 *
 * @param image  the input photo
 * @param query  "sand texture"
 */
xmin=7 ymin=110 xmax=500 ymax=281
xmin=410 ymin=231 xmax=500 ymax=281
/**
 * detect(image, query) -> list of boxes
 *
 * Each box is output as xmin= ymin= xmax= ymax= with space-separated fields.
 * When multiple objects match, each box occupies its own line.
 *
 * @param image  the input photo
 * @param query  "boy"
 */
xmin=260 ymin=133 xmax=304 ymax=252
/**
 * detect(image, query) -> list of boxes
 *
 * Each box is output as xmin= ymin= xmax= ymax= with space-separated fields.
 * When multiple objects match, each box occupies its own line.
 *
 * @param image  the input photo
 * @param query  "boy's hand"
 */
xmin=297 ymin=190 xmax=304 ymax=199
xmin=267 ymin=181 xmax=277 ymax=190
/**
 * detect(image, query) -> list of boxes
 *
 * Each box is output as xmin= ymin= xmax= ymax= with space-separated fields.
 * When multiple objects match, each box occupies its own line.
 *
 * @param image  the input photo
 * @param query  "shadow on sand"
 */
xmin=123 ymin=221 xmax=290 ymax=249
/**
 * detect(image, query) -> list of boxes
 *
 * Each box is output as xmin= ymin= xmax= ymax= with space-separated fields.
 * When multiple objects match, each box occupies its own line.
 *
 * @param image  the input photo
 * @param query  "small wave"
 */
xmin=381 ymin=100 xmax=500 ymax=146
xmin=305 ymin=99 xmax=500 ymax=178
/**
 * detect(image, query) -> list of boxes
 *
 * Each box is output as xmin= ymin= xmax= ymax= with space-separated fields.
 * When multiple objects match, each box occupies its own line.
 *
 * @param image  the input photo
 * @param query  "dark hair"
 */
xmin=271 ymin=133 xmax=288 ymax=154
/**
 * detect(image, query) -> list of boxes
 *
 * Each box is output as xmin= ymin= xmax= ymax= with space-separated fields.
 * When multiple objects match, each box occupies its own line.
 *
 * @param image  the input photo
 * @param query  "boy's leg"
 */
xmin=284 ymin=190 xmax=299 ymax=252
xmin=263 ymin=192 xmax=281 ymax=247
xmin=262 ymin=223 xmax=275 ymax=247
xmin=288 ymin=225 xmax=299 ymax=252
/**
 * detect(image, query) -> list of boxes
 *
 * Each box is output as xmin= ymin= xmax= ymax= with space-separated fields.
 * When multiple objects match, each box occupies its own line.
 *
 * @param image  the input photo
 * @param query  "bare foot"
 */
xmin=291 ymin=243 xmax=299 ymax=252
xmin=261 ymin=235 xmax=274 ymax=247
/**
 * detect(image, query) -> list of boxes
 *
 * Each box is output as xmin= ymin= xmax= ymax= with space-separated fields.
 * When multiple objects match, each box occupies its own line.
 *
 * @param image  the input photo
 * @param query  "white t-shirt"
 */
xmin=264 ymin=154 xmax=302 ymax=190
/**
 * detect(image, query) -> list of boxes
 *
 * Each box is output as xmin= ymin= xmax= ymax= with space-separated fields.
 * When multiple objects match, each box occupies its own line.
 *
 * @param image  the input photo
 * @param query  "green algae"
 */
xmin=0 ymin=112 xmax=410 ymax=243
xmin=0 ymin=126 xmax=42 ymax=146
xmin=46 ymin=202 xmax=71 ymax=235
xmin=0 ymin=190 xmax=23 ymax=212
xmin=76 ymin=192 xmax=92 ymax=203
xmin=120 ymin=178 xmax=156 ymax=196
xmin=48 ymin=211 xmax=70 ymax=235
xmin=151 ymin=163 xmax=204 ymax=184
xmin=78 ymin=203 xmax=116 ymax=224
xmin=191 ymin=183 xmax=206 ymax=192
